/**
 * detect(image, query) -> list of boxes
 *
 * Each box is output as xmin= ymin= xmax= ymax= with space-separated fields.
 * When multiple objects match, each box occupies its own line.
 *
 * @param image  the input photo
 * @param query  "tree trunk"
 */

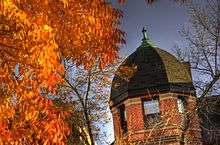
xmin=84 ymin=109 xmax=95 ymax=145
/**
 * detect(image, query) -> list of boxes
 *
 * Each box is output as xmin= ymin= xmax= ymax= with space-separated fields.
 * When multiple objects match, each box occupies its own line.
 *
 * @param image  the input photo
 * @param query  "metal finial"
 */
xmin=139 ymin=26 xmax=156 ymax=48
xmin=142 ymin=27 xmax=148 ymax=41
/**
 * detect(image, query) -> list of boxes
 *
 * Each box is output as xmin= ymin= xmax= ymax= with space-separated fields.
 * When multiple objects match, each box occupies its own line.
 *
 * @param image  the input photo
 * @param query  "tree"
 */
xmin=174 ymin=0 xmax=220 ymax=144
xmin=0 ymin=0 xmax=124 ymax=144
xmin=58 ymin=59 xmax=122 ymax=145
xmin=180 ymin=0 xmax=220 ymax=97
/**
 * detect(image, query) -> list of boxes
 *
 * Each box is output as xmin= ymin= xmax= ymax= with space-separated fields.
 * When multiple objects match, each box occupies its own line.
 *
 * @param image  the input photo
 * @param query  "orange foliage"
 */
xmin=0 ymin=0 xmax=124 ymax=144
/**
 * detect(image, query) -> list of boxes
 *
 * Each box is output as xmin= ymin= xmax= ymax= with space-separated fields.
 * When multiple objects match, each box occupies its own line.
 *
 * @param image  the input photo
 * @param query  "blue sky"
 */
xmin=104 ymin=1 xmax=191 ymax=144
xmin=110 ymin=0 xmax=189 ymax=56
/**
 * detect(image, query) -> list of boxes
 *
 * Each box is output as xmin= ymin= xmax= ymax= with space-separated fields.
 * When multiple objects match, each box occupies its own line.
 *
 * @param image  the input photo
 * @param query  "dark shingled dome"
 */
xmin=110 ymin=29 xmax=195 ymax=106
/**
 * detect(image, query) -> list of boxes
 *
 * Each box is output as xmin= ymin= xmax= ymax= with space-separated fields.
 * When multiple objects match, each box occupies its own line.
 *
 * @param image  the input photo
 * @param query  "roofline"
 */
xmin=110 ymin=88 xmax=196 ymax=108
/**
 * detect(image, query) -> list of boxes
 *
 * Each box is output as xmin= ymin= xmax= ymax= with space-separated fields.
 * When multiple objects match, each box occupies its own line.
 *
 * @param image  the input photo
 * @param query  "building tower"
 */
xmin=110 ymin=28 xmax=202 ymax=145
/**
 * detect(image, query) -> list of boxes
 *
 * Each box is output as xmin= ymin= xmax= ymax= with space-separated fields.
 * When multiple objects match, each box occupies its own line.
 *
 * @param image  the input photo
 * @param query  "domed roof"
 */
xmin=110 ymin=28 xmax=195 ymax=106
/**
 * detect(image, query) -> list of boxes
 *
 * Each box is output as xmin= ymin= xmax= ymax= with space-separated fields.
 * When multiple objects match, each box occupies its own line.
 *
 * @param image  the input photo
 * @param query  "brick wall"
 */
xmin=111 ymin=92 xmax=202 ymax=145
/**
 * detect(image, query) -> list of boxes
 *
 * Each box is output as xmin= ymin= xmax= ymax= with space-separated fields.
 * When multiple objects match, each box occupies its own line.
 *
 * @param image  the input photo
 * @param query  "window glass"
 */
xmin=143 ymin=100 xmax=160 ymax=115
xmin=119 ymin=105 xmax=127 ymax=133
xmin=142 ymin=97 xmax=161 ymax=128
xmin=177 ymin=96 xmax=186 ymax=113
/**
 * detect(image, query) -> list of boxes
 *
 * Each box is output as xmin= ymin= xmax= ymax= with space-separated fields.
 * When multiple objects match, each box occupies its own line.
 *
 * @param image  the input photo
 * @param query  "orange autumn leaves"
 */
xmin=0 ymin=0 xmax=69 ymax=144
xmin=0 ymin=0 xmax=124 ymax=144
xmin=51 ymin=0 xmax=124 ymax=69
